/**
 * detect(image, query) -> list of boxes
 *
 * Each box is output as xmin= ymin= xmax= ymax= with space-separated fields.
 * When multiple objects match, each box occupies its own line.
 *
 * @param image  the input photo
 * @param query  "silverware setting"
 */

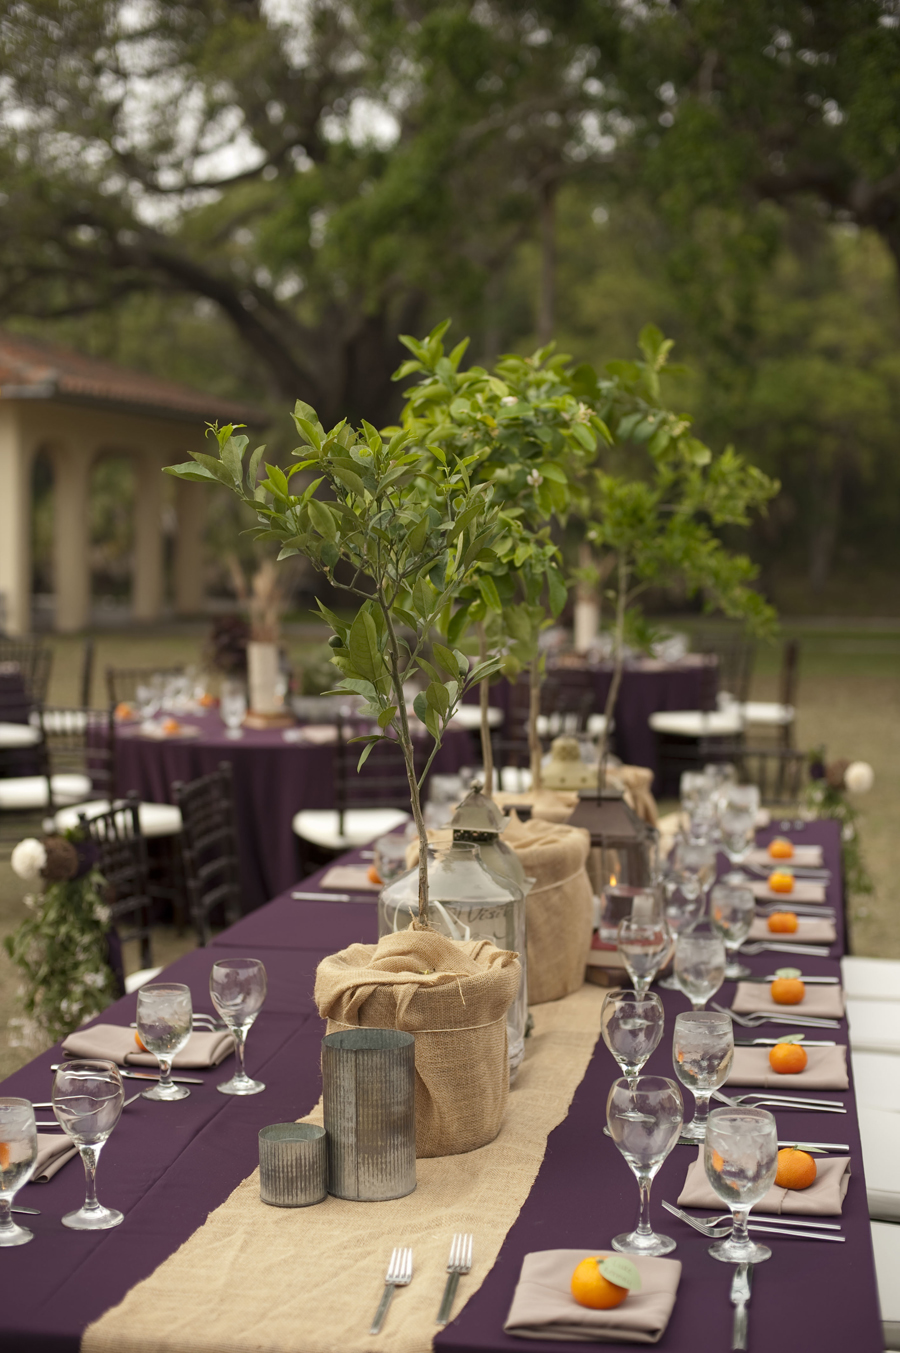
xmin=745 ymin=975 xmax=840 ymax=985
xmin=711 ymin=1004 xmax=840 ymax=1030
xmin=49 ymin=1063 xmax=205 ymax=1086
xmin=713 ymin=1090 xmax=846 ymax=1114
xmin=733 ymin=1038 xmax=837 ymax=1047
xmin=730 ymin=1261 xmax=752 ymax=1351
xmin=708 ymin=1212 xmax=841 ymax=1232
xmin=739 ymin=941 xmax=832 ymax=958
xmin=437 ymin=1232 xmax=473 ymax=1326
xmin=12 ymin=1206 xmax=40 ymax=1216
xmin=292 ymin=890 xmax=358 ymax=902
xmin=744 ymin=863 xmax=831 ymax=880
xmin=756 ymin=903 xmax=836 ymax=918
xmin=370 ymin=1246 xmax=413 ymax=1335
xmin=661 ymin=1201 xmax=845 ymax=1242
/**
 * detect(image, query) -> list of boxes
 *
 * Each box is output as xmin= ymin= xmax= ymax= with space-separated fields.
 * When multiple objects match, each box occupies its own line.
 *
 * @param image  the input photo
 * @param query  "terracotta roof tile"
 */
xmin=0 ymin=329 xmax=268 ymax=427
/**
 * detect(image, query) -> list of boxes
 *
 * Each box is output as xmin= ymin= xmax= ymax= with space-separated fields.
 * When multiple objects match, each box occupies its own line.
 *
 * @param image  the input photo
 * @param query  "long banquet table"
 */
xmin=0 ymin=818 xmax=884 ymax=1352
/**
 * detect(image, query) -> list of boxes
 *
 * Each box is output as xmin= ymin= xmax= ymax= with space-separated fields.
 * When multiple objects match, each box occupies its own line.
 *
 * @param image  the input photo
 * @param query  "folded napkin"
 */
xmin=294 ymin=724 xmax=337 ymax=744
xmin=726 ymin=1044 xmax=849 ymax=1090
xmin=747 ymin=845 xmax=823 ymax=868
xmin=319 ymin=864 xmax=379 ymax=892
xmin=504 ymin=1250 xmax=681 ymax=1344
xmin=732 ymin=981 xmax=845 ymax=1018
xmin=30 ymin=1133 xmax=79 ymax=1184
xmin=751 ymin=879 xmax=826 ymax=903
xmin=678 ymin=1147 xmax=851 ymax=1216
xmin=62 ymin=1023 xmax=233 ymax=1068
xmin=748 ymin=917 xmax=837 ymax=944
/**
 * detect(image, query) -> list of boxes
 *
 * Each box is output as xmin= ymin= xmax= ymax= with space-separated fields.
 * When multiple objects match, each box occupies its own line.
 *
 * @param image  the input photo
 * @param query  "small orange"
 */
xmin=161 ymin=717 xmax=180 ymax=735
xmin=771 ymin=977 xmax=805 ymax=1004
xmin=768 ymin=870 xmax=795 ymax=894
xmin=570 ymin=1256 xmax=629 ymax=1310
xmin=769 ymin=1042 xmax=808 ymax=1074
xmin=768 ymin=912 xmax=799 ymax=934
xmin=768 ymin=838 xmax=795 ymax=860
xmin=134 ymin=1031 xmax=148 ymax=1053
xmin=198 ymin=692 xmax=217 ymax=708
xmin=775 ymin=1147 xmax=817 ymax=1191
xmin=367 ymin=864 xmax=383 ymax=886
xmin=0 ymin=1142 xmax=9 ymax=1169
xmin=114 ymin=701 xmax=134 ymax=720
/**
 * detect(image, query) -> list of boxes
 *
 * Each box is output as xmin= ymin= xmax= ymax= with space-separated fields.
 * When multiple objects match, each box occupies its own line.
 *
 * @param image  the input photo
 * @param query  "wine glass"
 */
xmin=0 ymin=1098 xmax=38 ymax=1246
xmin=704 ymin=1107 xmax=779 ymax=1263
xmin=135 ymin=675 xmax=162 ymax=730
xmin=617 ymin=915 xmax=670 ymax=996
xmin=606 ymin=1075 xmax=683 ymax=1256
xmin=136 ymin=983 xmax=193 ymax=1101
xmin=710 ymin=876 xmax=756 ymax=980
xmin=674 ymin=928 xmax=726 ymax=1010
xmin=209 ymin=958 xmax=268 ymax=1095
xmin=601 ymin=990 xmax=665 ymax=1089
xmin=220 ymin=678 xmax=247 ymax=739
xmin=657 ymin=868 xmax=705 ymax=990
xmin=673 ymin=838 xmax=716 ymax=913
xmin=672 ymin=1010 xmax=734 ymax=1141
xmin=717 ymin=784 xmax=760 ymax=865
xmin=52 ymin=1061 xmax=125 ymax=1230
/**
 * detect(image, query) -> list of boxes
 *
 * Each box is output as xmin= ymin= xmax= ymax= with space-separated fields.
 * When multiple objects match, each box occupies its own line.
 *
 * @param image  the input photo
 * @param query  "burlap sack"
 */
xmin=493 ymin=788 xmax=579 ymax=823
xmin=314 ymin=929 xmax=521 ymax=1158
xmin=611 ymin=764 xmax=659 ymax=826
xmin=501 ymin=814 xmax=593 ymax=1005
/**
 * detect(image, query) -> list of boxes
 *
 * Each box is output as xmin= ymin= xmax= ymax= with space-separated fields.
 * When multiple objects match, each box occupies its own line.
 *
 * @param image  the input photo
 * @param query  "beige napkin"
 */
xmin=319 ymin=864 xmax=379 ymax=892
xmin=748 ymin=917 xmax=837 ymax=944
xmin=62 ymin=1023 xmax=233 ymax=1068
xmin=726 ymin=1044 xmax=849 ymax=1090
xmin=504 ymin=1250 xmax=681 ymax=1344
xmin=678 ymin=1147 xmax=851 ymax=1215
xmin=747 ymin=845 xmax=823 ymax=868
xmin=732 ymin=981 xmax=845 ymax=1018
xmin=751 ymin=879 xmax=826 ymax=903
xmin=30 ymin=1133 xmax=79 ymax=1184
xmin=295 ymin=724 xmax=337 ymax=744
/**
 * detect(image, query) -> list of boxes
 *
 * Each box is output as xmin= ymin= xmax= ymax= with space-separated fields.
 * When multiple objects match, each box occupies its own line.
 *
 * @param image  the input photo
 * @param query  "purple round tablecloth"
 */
xmin=114 ymin=714 xmax=476 ymax=912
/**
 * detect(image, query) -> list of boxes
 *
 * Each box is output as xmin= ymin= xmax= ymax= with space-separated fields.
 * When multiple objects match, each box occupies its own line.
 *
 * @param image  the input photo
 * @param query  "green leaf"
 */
xmin=547 ymin=566 xmax=568 ymax=617
xmin=331 ymin=465 xmax=367 ymax=497
xmin=478 ymin=575 xmax=502 ymax=612
xmin=425 ymin=680 xmax=449 ymax=717
xmin=348 ymin=607 xmax=382 ymax=682
xmin=446 ymin=603 xmax=471 ymax=647
xmin=247 ymin=443 xmax=267 ymax=489
xmin=413 ymin=691 xmax=430 ymax=725
xmin=571 ymin=422 xmax=597 ymax=452
xmin=433 ymin=643 xmax=460 ymax=678
xmin=163 ymin=461 xmax=220 ymax=484
xmin=407 ymin=514 xmax=430 ymax=555
xmin=186 ymin=452 xmax=239 ymax=487
xmin=378 ymin=705 xmax=397 ymax=730
xmin=307 ymin=498 xmax=337 ymax=540
xmin=264 ymin=463 xmax=292 ymax=500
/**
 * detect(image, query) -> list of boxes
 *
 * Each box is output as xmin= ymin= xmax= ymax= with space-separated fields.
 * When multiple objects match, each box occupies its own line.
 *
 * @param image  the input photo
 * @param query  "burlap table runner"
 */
xmin=82 ymin=983 xmax=607 ymax=1353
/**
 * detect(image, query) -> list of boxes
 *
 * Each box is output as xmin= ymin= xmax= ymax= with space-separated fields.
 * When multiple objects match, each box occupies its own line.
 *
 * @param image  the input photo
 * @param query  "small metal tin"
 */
xmin=322 ymin=1028 xmax=416 ymax=1202
xmin=258 ymin=1123 xmax=327 ymax=1207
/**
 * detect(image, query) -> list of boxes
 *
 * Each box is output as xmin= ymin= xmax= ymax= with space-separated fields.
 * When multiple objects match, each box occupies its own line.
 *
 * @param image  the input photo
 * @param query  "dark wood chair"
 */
xmin=173 ymin=762 xmax=242 ymax=946
xmin=105 ymin=664 xmax=185 ymax=707
xmin=0 ymin=637 xmax=53 ymax=708
xmin=0 ymin=706 xmax=113 ymax=844
xmin=741 ymin=639 xmax=800 ymax=749
xmin=737 ymin=746 xmax=810 ymax=806
xmin=695 ymin=630 xmax=756 ymax=705
xmin=81 ymin=795 xmax=155 ymax=976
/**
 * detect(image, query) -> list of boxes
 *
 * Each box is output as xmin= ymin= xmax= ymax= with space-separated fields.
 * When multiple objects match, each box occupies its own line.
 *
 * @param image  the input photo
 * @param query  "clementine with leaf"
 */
xmin=571 ymin=1257 xmax=630 ymax=1310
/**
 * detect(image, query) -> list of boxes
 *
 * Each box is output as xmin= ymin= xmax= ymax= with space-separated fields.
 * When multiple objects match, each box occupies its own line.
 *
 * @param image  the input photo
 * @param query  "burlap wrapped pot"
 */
xmin=501 ymin=813 xmax=593 ymax=1005
xmin=314 ymin=928 xmax=521 ymax=1158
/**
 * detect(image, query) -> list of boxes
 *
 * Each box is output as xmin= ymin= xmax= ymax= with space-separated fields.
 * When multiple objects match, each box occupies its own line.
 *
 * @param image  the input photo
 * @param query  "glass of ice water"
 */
xmin=210 ymin=958 xmax=268 ymax=1096
xmin=220 ymin=678 xmax=247 ymax=739
xmin=674 ymin=928 xmax=726 ymax=1010
xmin=705 ymin=1106 xmax=779 ymax=1263
xmin=606 ymin=1075 xmax=683 ymax=1256
xmin=601 ymin=990 xmax=665 ymax=1089
xmin=717 ymin=784 xmax=760 ymax=864
xmin=673 ymin=838 xmax=717 ymax=908
xmin=617 ymin=916 xmax=670 ymax=996
xmin=52 ymin=1061 xmax=125 ymax=1230
xmin=658 ymin=869 xmax=705 ymax=990
xmin=672 ymin=1010 xmax=734 ymax=1141
xmin=0 ymin=1098 xmax=38 ymax=1246
xmin=710 ymin=876 xmax=756 ymax=979
xmin=136 ymin=983 xmax=193 ymax=1101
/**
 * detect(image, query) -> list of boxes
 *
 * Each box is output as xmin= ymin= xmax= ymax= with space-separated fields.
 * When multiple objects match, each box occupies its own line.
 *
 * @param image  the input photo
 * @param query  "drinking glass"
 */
xmin=674 ymin=928 xmax=726 ymax=1010
xmin=135 ymin=675 xmax=162 ymax=728
xmin=717 ymin=784 xmax=760 ymax=864
xmin=673 ymin=838 xmax=716 ymax=913
xmin=0 ymin=1098 xmax=38 ymax=1246
xmin=601 ymin=990 xmax=665 ymax=1088
xmin=617 ymin=916 xmax=670 ymax=996
xmin=710 ymin=876 xmax=756 ymax=979
xmin=220 ymin=678 xmax=247 ymax=739
xmin=680 ymin=771 xmax=716 ymax=839
xmin=606 ymin=1075 xmax=683 ymax=1256
xmin=52 ymin=1061 xmax=125 ymax=1230
xmin=672 ymin=1010 xmax=734 ymax=1141
xmin=704 ymin=1107 xmax=779 ymax=1263
xmin=657 ymin=869 xmax=706 ymax=990
xmin=210 ymin=958 xmax=268 ymax=1095
xmin=136 ymin=983 xmax=193 ymax=1101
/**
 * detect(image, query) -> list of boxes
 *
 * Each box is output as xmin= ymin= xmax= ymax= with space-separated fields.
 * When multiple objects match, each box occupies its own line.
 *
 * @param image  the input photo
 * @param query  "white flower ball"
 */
xmin=844 ymin=761 xmax=874 ymax=794
xmin=11 ymin=838 xmax=47 ymax=882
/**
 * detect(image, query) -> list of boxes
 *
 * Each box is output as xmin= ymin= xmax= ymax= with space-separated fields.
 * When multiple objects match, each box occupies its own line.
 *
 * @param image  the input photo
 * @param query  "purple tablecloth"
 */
xmin=0 ymin=819 xmax=883 ymax=1352
xmin=114 ymin=714 xmax=476 ymax=911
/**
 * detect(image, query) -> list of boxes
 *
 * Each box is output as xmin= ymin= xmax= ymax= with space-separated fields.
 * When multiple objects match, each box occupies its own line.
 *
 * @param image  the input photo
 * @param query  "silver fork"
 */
xmin=437 ymin=1233 xmax=473 ymax=1326
xmin=711 ymin=1003 xmax=839 ymax=1030
xmin=713 ymin=1089 xmax=846 ymax=1113
xmin=661 ymin=1201 xmax=845 ymax=1242
xmin=370 ymin=1247 xmax=413 ymax=1335
xmin=740 ymin=941 xmax=832 ymax=958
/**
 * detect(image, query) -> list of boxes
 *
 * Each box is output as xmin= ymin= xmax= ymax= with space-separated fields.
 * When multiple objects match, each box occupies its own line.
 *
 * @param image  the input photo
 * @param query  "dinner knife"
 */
xmin=50 ymin=1063 xmax=205 ymax=1086
xmin=734 ymin=1038 xmax=837 ymax=1046
xmin=731 ymin=1261 xmax=752 ymax=1350
xmin=746 ymin=975 xmax=840 ymax=984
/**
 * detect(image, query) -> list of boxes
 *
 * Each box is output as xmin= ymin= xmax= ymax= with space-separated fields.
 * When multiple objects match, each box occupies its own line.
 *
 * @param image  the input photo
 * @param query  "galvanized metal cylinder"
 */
xmin=258 ymin=1123 xmax=327 ymax=1207
xmin=322 ymin=1028 xmax=416 ymax=1202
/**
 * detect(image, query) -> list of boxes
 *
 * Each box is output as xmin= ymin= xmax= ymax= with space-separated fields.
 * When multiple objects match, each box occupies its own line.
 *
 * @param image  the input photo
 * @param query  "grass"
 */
xmin=1 ymin=619 xmax=897 ymax=1079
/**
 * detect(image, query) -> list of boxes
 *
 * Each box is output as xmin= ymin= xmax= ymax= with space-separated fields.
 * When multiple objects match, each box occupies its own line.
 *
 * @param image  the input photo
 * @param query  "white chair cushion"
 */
xmin=38 ymin=709 xmax=89 ymax=734
xmin=648 ymin=709 xmax=745 ymax=737
xmin=871 ymin=1221 xmax=900 ymax=1347
xmin=739 ymin=701 xmax=795 ymax=727
xmin=124 ymin=967 xmax=164 ymax=993
xmin=843 ymin=956 xmax=900 ymax=1002
xmin=859 ymin=1105 xmax=900 ymax=1222
xmin=0 ymin=722 xmax=41 ymax=749
xmin=847 ymin=998 xmax=900 ymax=1055
xmin=852 ymin=1051 xmax=900 ymax=1114
xmin=0 ymin=773 xmax=92 ymax=810
xmin=54 ymin=799 xmax=183 ymax=838
xmin=292 ymin=808 xmax=410 ymax=851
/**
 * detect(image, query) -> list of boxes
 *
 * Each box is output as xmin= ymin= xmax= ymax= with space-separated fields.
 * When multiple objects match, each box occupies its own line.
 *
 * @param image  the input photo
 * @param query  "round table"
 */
xmin=114 ymin=713 xmax=477 ymax=912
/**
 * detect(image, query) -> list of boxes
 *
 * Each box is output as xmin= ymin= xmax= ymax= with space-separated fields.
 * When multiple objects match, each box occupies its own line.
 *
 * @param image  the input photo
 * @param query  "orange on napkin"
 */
xmin=62 ymin=1023 xmax=233 ymax=1069
xmin=732 ymin=981 xmax=845 ymax=1019
xmin=678 ymin=1148 xmax=850 ymax=1215
xmin=726 ymin=1044 xmax=849 ymax=1090
xmin=748 ymin=917 xmax=836 ymax=944
xmin=751 ymin=879 xmax=827 ymax=904
xmin=504 ymin=1250 xmax=681 ymax=1343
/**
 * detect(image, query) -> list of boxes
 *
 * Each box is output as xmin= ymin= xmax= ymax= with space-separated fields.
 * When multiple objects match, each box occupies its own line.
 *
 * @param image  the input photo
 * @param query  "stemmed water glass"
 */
xmin=617 ymin=915 xmax=670 ymax=996
xmin=657 ymin=868 xmax=705 ymax=990
xmin=0 ymin=1098 xmax=38 ymax=1246
xmin=220 ymin=678 xmax=247 ymax=739
xmin=136 ymin=983 xmax=193 ymax=1101
xmin=601 ymin=990 xmax=665 ymax=1089
xmin=606 ymin=1076 xmax=683 ymax=1256
xmin=717 ymin=784 xmax=760 ymax=865
xmin=135 ymin=675 xmax=163 ymax=730
xmin=674 ymin=928 xmax=726 ymax=1010
xmin=672 ymin=1010 xmax=734 ymax=1141
xmin=210 ymin=958 xmax=268 ymax=1095
xmin=710 ymin=876 xmax=756 ymax=980
xmin=673 ymin=838 xmax=716 ymax=915
xmin=52 ymin=1061 xmax=125 ymax=1230
xmin=704 ymin=1107 xmax=779 ymax=1263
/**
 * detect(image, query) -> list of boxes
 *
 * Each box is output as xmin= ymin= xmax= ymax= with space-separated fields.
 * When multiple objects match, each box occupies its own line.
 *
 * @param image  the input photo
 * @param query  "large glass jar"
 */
xmin=379 ymin=843 xmax=528 ymax=1079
